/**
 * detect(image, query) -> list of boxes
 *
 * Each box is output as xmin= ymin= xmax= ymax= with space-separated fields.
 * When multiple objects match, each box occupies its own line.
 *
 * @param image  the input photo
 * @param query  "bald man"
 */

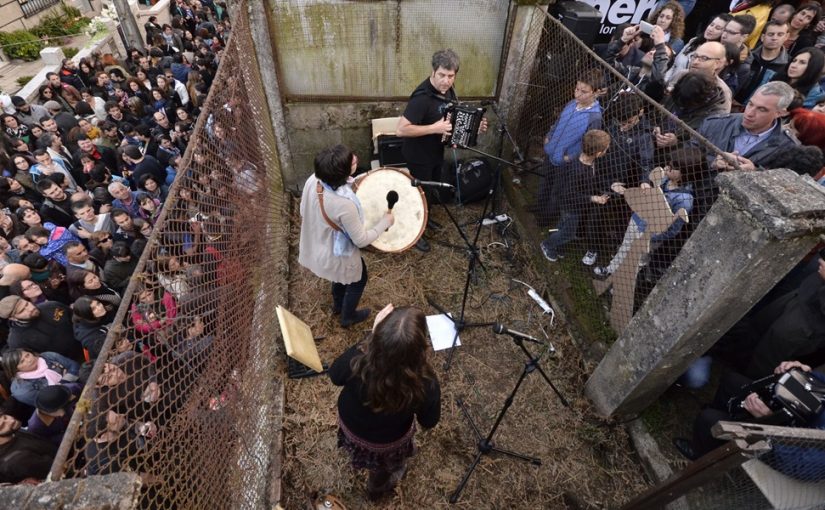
xmin=669 ymin=41 xmax=732 ymax=113
xmin=0 ymin=263 xmax=31 ymax=299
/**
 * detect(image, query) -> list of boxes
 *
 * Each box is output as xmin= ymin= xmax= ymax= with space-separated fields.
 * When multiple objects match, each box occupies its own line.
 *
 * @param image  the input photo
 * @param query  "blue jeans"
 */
xmin=543 ymin=211 xmax=580 ymax=256
xmin=332 ymin=258 xmax=368 ymax=318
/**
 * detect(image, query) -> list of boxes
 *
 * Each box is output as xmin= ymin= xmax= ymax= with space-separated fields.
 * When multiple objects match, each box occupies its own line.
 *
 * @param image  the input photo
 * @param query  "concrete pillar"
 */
xmin=104 ymin=19 xmax=128 ymax=57
xmin=40 ymin=47 xmax=65 ymax=66
xmin=585 ymin=169 xmax=825 ymax=417
xmin=248 ymin=0 xmax=295 ymax=191
xmin=0 ymin=472 xmax=141 ymax=508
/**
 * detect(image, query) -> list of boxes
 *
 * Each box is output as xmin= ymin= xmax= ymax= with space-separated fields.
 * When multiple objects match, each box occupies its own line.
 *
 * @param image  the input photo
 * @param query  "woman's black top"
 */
xmin=329 ymin=345 xmax=440 ymax=444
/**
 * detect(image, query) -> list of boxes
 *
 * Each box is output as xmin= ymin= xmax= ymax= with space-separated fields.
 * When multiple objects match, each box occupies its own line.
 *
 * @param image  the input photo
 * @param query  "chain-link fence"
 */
xmin=622 ymin=421 xmax=825 ymax=510
xmin=503 ymin=6 xmax=804 ymax=332
xmin=48 ymin=2 xmax=289 ymax=508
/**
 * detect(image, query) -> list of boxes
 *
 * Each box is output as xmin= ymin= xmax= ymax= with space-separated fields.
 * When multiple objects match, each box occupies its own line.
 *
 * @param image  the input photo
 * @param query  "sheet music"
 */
xmin=427 ymin=313 xmax=461 ymax=351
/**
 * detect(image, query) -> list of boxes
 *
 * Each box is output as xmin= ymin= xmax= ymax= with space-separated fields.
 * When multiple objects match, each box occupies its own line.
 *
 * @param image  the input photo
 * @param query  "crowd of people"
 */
xmin=0 ymin=0 xmax=240 ymax=486
xmin=534 ymin=0 xmax=825 ymax=473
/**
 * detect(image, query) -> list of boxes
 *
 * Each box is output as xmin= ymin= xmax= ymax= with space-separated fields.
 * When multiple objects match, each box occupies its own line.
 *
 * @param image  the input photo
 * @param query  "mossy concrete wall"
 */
xmin=262 ymin=0 xmax=515 ymax=189
xmin=0 ymin=472 xmax=141 ymax=509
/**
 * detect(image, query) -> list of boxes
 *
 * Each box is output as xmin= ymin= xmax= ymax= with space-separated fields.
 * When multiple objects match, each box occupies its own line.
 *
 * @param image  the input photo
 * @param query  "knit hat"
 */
xmin=0 ymin=295 xmax=22 ymax=319
xmin=35 ymin=385 xmax=72 ymax=414
xmin=43 ymin=100 xmax=62 ymax=111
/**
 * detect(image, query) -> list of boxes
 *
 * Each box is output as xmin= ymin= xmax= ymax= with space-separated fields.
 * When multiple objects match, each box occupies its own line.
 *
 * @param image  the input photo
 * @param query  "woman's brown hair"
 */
xmin=350 ymin=307 xmax=435 ymax=414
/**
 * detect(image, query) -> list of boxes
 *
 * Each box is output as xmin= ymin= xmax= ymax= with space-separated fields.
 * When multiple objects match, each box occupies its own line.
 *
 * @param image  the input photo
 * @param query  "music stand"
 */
xmin=276 ymin=305 xmax=327 ymax=378
xmin=449 ymin=328 xmax=569 ymax=504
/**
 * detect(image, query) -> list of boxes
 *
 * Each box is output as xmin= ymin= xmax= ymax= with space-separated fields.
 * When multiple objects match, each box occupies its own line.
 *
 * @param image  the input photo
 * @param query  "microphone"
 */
xmin=386 ymin=190 xmax=399 ymax=210
xmin=411 ymin=179 xmax=454 ymax=189
xmin=492 ymin=323 xmax=543 ymax=344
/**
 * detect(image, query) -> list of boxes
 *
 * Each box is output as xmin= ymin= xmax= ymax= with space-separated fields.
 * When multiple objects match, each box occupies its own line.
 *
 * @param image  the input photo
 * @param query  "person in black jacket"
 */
xmin=0 ymin=295 xmax=83 ymax=361
xmin=71 ymin=297 xmax=115 ymax=361
xmin=540 ymin=130 xmax=612 ymax=263
xmin=329 ymin=304 xmax=440 ymax=501
xmin=0 ymin=413 xmax=58 ymax=484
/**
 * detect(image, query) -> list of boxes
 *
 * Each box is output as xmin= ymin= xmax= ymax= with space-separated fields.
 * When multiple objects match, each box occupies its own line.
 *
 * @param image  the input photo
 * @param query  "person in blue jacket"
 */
xmin=533 ymin=69 xmax=604 ymax=224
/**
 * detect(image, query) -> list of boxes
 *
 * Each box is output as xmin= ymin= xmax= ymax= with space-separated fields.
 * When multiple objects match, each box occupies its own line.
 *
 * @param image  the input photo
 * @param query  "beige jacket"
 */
xmin=298 ymin=174 xmax=391 ymax=284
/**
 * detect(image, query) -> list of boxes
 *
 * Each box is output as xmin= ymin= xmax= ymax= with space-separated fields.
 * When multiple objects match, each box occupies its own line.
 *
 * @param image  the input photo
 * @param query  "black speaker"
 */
xmin=551 ymin=1 xmax=602 ymax=48
xmin=377 ymin=135 xmax=405 ymax=167
xmin=439 ymin=158 xmax=493 ymax=204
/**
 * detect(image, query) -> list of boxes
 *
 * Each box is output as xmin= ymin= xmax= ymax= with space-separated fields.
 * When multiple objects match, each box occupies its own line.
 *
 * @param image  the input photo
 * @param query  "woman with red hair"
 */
xmin=790 ymin=108 xmax=825 ymax=150
xmin=789 ymin=108 xmax=825 ymax=182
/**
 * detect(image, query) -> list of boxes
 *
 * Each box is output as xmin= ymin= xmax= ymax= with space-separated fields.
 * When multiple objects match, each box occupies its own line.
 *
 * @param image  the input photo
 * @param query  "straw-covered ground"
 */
xmin=281 ymin=197 xmax=650 ymax=509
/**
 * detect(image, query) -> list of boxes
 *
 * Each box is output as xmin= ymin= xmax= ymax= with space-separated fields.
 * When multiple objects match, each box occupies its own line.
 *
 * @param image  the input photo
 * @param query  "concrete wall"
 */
xmin=0 ymin=472 xmax=141 ymax=509
xmin=0 ymin=0 xmax=62 ymax=32
xmin=264 ymin=0 xmax=513 ymax=189
xmin=269 ymin=0 xmax=510 ymax=98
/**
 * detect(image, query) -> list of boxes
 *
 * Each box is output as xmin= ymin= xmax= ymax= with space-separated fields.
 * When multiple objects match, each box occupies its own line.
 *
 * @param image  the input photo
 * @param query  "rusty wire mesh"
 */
xmin=634 ymin=423 xmax=825 ymax=510
xmin=50 ymin=2 xmax=289 ymax=508
xmin=505 ymin=7 xmax=766 ymax=333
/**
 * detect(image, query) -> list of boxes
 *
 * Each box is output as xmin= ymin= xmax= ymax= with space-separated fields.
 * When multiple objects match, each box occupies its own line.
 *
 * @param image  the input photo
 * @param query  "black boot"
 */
xmin=340 ymin=284 xmax=370 ymax=327
xmin=331 ymin=283 xmax=345 ymax=315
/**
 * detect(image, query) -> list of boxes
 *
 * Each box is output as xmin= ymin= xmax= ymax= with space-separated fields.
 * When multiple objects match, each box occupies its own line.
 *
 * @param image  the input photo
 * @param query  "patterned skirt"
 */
xmin=337 ymin=417 xmax=416 ymax=473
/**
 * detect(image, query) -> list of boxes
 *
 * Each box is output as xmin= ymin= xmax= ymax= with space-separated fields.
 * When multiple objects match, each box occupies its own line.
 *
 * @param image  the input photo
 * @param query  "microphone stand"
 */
xmin=455 ymin=101 xmax=525 ymax=226
xmin=448 ymin=331 xmax=569 ymax=504
xmin=424 ymin=177 xmax=496 ymax=372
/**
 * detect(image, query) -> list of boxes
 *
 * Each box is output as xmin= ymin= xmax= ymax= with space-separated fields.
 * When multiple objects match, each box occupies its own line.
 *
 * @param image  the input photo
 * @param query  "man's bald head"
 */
xmin=689 ymin=42 xmax=727 ymax=77
xmin=0 ymin=263 xmax=32 ymax=286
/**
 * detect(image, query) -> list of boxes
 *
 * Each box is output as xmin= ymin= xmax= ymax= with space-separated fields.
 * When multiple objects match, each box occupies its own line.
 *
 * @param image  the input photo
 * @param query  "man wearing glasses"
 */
xmin=720 ymin=14 xmax=758 ymax=93
xmin=720 ymin=14 xmax=757 ymax=54
xmin=669 ymin=41 xmax=732 ymax=112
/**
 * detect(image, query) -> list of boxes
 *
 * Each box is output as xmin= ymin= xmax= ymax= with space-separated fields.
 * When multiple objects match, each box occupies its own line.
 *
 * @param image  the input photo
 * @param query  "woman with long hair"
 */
xmin=130 ymin=278 xmax=177 ymax=338
xmin=329 ymin=305 xmax=441 ymax=501
xmin=2 ymin=114 xmax=31 ymax=144
xmin=763 ymin=46 xmax=825 ymax=108
xmin=647 ymin=1 xmax=686 ymax=54
xmin=784 ymin=2 xmax=821 ymax=55
xmin=11 ymin=155 xmax=37 ymax=193
xmin=1 ymin=348 xmax=80 ymax=407
xmin=125 ymin=77 xmax=152 ymax=104
xmin=72 ymin=296 xmax=116 ymax=360
xmin=67 ymin=269 xmax=121 ymax=308
xmin=185 ymin=70 xmax=202 ymax=109
xmin=667 ymin=14 xmax=731 ymax=80
xmin=10 ymin=278 xmax=48 ymax=305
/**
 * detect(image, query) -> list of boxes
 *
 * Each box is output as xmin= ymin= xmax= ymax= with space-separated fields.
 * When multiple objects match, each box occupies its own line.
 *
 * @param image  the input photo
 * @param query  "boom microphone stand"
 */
xmin=417 ymin=179 xmax=495 ymax=372
xmin=449 ymin=323 xmax=569 ymax=504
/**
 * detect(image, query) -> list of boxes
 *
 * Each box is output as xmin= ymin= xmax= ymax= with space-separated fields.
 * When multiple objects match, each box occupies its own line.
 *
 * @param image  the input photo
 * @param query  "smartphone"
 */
xmin=640 ymin=20 xmax=654 ymax=35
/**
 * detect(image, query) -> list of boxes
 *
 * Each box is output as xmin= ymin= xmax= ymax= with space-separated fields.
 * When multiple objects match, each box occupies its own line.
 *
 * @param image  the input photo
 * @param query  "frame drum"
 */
xmin=354 ymin=167 xmax=427 ymax=252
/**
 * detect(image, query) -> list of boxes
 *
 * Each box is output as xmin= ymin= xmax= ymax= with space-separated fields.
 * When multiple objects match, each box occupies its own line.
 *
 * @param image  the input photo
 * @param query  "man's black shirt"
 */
xmin=401 ymin=78 xmax=456 ymax=166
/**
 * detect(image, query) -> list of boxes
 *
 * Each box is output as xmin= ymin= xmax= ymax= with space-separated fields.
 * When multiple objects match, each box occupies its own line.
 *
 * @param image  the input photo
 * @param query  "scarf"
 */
xmin=18 ymin=357 xmax=63 ymax=385
xmin=321 ymin=178 xmax=363 ymax=258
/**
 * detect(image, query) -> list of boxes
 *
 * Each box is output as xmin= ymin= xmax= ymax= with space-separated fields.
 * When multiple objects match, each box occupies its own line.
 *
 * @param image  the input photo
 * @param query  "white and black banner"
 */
xmin=579 ymin=0 xmax=659 ymax=42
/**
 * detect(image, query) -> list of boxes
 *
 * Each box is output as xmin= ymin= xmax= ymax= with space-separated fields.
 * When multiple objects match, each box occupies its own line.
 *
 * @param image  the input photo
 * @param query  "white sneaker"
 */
xmin=593 ymin=266 xmax=612 ymax=278
xmin=581 ymin=251 xmax=597 ymax=266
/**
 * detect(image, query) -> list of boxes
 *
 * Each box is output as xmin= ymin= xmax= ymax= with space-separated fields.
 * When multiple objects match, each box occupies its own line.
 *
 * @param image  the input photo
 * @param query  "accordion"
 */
xmin=444 ymin=103 xmax=486 ymax=147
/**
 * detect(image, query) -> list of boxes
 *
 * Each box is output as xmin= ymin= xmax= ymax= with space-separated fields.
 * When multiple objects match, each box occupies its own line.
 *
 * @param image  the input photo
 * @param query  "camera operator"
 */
xmin=673 ymin=361 xmax=825 ymax=481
